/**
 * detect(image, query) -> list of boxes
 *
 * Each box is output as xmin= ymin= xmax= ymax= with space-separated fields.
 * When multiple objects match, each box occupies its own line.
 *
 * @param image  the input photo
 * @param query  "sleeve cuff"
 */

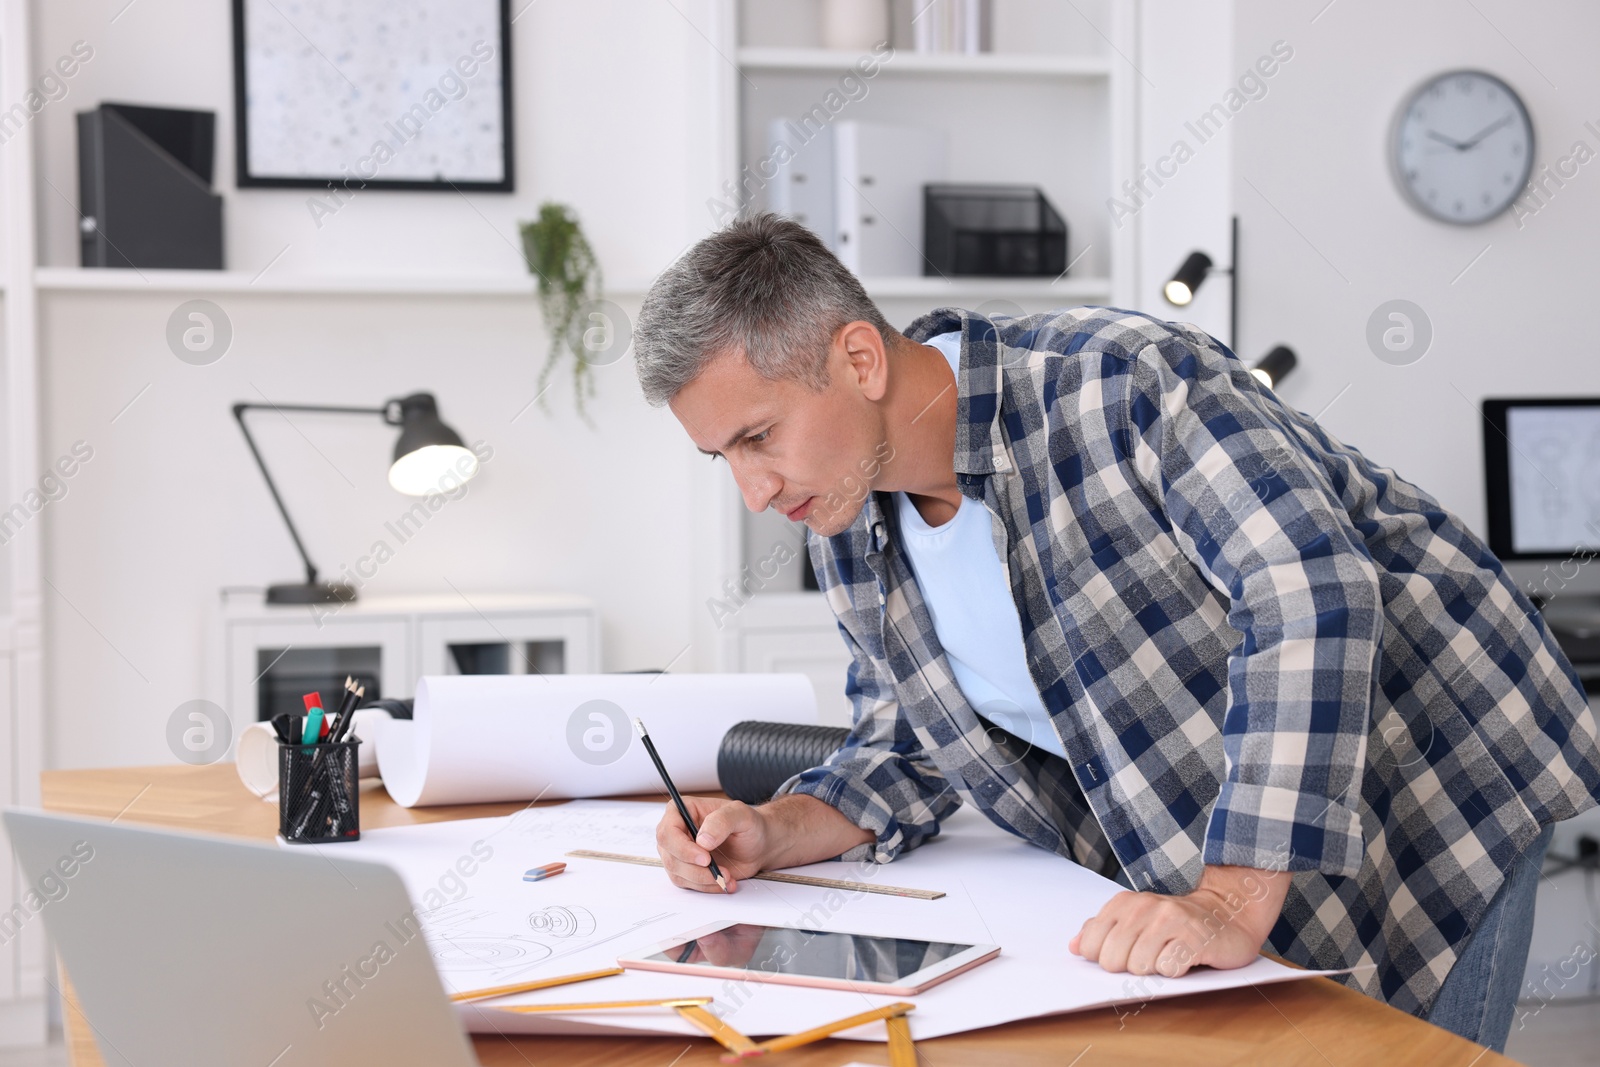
xmin=1203 ymin=781 xmax=1366 ymax=877
xmin=771 ymin=766 xmax=912 ymax=864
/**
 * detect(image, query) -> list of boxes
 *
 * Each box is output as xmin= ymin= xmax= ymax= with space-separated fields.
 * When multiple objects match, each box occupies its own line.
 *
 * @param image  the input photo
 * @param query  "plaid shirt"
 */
xmin=774 ymin=304 xmax=1600 ymax=1016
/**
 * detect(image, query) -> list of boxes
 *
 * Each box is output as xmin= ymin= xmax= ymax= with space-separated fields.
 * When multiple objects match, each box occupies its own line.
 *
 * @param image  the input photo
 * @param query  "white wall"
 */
xmin=1134 ymin=0 xmax=1234 ymax=345
xmin=0 ymin=292 xmax=10 ymax=612
xmin=1234 ymin=0 xmax=1600 ymax=1005
xmin=1233 ymin=0 xmax=1600 ymax=537
xmin=33 ymin=0 xmax=719 ymax=281
xmin=39 ymin=290 xmax=700 ymax=768
xmin=29 ymin=0 xmax=731 ymax=770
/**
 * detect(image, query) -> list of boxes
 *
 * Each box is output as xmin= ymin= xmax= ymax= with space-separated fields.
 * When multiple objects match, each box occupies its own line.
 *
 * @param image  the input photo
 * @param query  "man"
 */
xmin=631 ymin=213 xmax=1600 ymax=1052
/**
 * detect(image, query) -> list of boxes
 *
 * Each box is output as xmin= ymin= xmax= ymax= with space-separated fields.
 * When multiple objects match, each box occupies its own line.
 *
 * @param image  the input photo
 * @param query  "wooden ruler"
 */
xmin=497 ymin=996 xmax=711 ymax=1013
xmin=564 ymin=849 xmax=945 ymax=900
xmin=674 ymin=1002 xmax=761 ymax=1056
xmin=758 ymin=1001 xmax=917 ymax=1056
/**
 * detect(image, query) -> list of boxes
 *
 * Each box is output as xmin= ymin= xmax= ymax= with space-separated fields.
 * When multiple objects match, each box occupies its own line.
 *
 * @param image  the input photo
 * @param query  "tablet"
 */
xmin=617 ymin=920 xmax=999 ymax=995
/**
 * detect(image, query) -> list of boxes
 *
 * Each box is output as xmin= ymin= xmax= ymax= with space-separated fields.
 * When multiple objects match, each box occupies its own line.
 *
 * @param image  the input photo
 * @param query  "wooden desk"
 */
xmin=40 ymin=764 xmax=1516 ymax=1067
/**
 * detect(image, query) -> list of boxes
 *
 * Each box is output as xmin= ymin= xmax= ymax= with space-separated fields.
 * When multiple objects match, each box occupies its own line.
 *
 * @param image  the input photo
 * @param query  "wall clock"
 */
xmin=1390 ymin=69 xmax=1533 ymax=225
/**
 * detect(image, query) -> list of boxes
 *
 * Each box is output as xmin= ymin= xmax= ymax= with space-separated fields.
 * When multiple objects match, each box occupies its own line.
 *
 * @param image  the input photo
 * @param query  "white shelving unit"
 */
xmin=738 ymin=46 xmax=1114 ymax=78
xmin=32 ymin=267 xmax=659 ymax=297
xmin=0 ymin=0 xmax=48 ymax=1044
xmin=854 ymin=274 xmax=1111 ymax=299
xmin=700 ymin=0 xmax=1142 ymax=687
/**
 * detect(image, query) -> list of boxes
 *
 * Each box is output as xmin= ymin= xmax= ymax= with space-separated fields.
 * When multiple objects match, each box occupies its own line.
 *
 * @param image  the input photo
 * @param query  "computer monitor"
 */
xmin=1482 ymin=398 xmax=1600 ymax=561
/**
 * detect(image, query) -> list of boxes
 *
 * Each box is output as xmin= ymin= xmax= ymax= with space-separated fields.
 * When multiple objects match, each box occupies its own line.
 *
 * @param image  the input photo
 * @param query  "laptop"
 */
xmin=3 ymin=809 xmax=479 ymax=1066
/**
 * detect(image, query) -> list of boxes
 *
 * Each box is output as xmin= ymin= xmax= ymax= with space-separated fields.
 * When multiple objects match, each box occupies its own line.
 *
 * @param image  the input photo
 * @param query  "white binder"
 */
xmin=766 ymin=117 xmax=836 ymax=250
xmin=833 ymin=120 xmax=948 ymax=277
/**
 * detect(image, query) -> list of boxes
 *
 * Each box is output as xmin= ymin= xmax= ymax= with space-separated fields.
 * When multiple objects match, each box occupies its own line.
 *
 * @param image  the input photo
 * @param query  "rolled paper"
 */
xmin=376 ymin=673 xmax=817 ymax=808
xmin=236 ymin=708 xmax=392 ymax=800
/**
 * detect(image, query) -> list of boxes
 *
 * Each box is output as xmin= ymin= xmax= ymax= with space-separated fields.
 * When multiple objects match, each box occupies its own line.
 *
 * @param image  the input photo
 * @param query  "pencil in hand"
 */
xmin=633 ymin=718 xmax=728 ymax=893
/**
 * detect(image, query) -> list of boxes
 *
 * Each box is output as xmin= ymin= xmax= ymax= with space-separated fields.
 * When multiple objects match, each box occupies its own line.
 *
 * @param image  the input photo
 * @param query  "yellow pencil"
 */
xmin=449 ymin=966 xmax=624 ymax=1003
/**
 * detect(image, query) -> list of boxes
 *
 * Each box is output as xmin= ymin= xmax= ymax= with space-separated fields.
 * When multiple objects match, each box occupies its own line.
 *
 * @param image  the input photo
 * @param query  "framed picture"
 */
xmin=231 ymin=0 xmax=513 ymax=192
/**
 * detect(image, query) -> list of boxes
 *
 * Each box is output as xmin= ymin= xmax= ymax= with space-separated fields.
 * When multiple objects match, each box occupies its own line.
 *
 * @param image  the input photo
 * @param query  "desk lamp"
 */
xmin=232 ymin=392 xmax=477 ymax=604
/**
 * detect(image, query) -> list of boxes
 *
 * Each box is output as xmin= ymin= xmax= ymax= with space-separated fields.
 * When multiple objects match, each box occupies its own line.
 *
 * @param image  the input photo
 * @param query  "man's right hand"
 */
xmin=653 ymin=793 xmax=878 ymax=894
xmin=654 ymin=796 xmax=769 ymax=893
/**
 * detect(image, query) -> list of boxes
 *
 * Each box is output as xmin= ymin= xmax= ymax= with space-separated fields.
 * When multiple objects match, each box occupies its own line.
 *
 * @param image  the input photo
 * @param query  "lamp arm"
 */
xmin=231 ymin=401 xmax=387 ymax=587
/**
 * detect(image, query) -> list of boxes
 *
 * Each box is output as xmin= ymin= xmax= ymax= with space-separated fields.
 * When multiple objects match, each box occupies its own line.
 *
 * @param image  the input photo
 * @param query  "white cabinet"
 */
xmin=718 ymin=593 xmax=853 ymax=726
xmin=215 ymin=592 xmax=599 ymax=737
xmin=415 ymin=605 xmax=595 ymax=678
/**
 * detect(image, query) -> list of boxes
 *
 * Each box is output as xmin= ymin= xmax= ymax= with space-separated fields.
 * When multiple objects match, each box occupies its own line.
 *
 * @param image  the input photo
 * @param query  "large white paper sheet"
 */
xmin=301 ymin=800 xmax=1341 ymax=1041
xmin=376 ymin=673 xmax=816 ymax=807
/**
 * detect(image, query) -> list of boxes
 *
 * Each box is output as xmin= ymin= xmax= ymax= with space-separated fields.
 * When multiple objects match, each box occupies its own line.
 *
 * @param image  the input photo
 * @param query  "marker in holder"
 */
xmin=278 ymin=739 xmax=361 ymax=843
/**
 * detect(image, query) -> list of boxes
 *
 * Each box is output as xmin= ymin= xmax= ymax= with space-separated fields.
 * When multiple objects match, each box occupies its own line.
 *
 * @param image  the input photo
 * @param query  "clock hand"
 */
xmin=1458 ymin=114 xmax=1513 ymax=151
xmin=1425 ymin=129 xmax=1468 ymax=151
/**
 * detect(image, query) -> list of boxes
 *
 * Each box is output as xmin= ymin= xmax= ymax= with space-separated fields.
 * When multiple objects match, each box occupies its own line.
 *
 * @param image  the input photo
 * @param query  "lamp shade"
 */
xmin=386 ymin=393 xmax=479 ymax=496
xmin=1163 ymin=250 xmax=1214 ymax=306
xmin=1250 ymin=345 xmax=1298 ymax=390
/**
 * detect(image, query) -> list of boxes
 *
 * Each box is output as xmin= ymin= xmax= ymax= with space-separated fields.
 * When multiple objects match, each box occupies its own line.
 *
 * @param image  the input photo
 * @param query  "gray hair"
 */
xmin=633 ymin=213 xmax=897 ymax=407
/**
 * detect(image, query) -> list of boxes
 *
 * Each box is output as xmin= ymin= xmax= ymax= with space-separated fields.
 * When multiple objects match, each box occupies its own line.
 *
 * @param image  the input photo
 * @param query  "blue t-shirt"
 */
xmin=892 ymin=332 xmax=1067 ymax=760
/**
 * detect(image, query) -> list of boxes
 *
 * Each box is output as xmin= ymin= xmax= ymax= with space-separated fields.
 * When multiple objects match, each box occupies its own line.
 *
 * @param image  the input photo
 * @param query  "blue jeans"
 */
xmin=1109 ymin=821 xmax=1553 ymax=1053
xmin=1425 ymin=821 xmax=1553 ymax=1053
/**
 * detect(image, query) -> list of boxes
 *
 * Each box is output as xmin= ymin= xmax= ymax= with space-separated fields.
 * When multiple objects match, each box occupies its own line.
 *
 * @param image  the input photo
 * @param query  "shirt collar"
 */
xmin=903 ymin=307 xmax=1012 ymax=480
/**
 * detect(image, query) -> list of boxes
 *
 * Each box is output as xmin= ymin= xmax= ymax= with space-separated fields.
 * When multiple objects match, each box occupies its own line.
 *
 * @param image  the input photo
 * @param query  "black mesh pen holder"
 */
xmin=278 ymin=740 xmax=361 ymax=843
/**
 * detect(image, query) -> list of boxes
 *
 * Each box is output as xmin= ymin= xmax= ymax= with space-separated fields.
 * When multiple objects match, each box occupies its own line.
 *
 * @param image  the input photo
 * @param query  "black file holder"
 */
xmin=923 ymin=183 xmax=1067 ymax=277
xmin=278 ymin=740 xmax=361 ymax=843
xmin=77 ymin=102 xmax=224 ymax=269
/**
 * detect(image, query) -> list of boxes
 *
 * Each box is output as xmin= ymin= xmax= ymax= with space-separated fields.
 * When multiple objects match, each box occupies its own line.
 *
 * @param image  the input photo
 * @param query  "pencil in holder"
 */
xmin=278 ymin=739 xmax=361 ymax=843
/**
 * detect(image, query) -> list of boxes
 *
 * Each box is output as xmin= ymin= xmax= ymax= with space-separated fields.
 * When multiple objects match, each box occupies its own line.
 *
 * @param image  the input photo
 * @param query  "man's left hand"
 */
xmin=1068 ymin=863 xmax=1291 ymax=978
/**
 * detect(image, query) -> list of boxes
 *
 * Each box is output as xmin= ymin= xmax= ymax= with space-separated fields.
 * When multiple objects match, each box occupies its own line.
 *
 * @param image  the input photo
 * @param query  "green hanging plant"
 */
xmin=519 ymin=202 xmax=603 ymax=418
